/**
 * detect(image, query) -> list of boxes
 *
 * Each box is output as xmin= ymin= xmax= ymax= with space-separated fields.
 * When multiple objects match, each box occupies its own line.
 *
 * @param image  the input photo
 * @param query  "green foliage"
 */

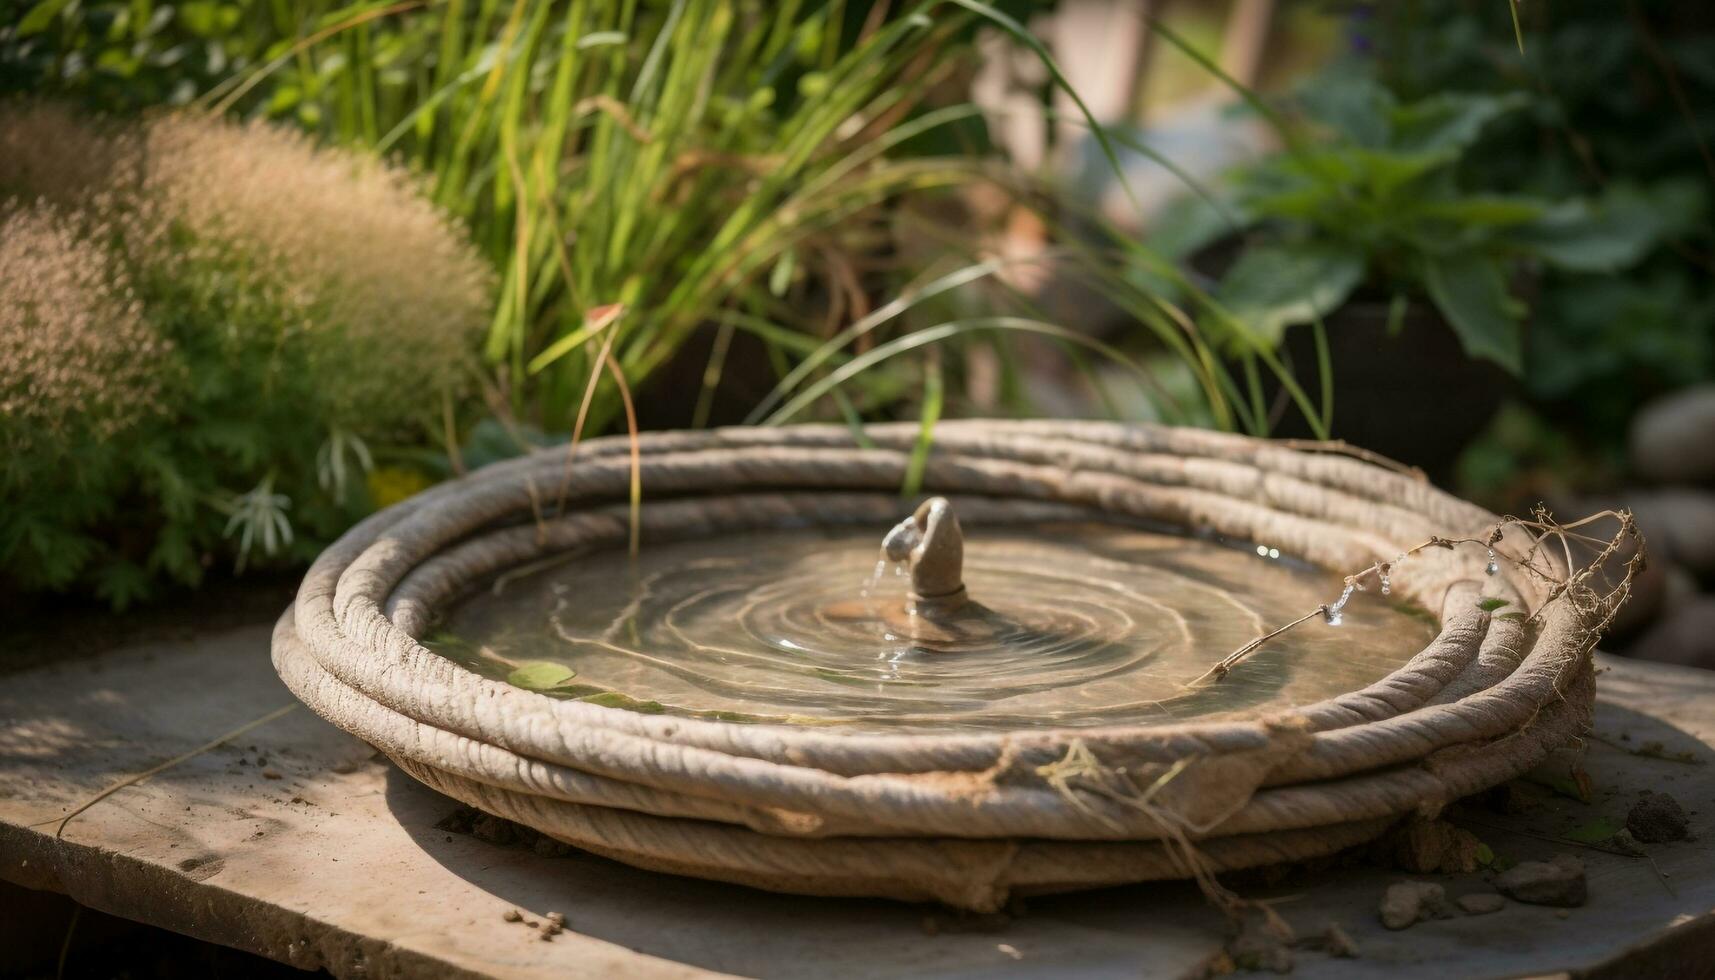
xmin=1370 ymin=0 xmax=1715 ymax=451
xmin=0 ymin=105 xmax=489 ymax=606
xmin=1162 ymin=71 xmax=1684 ymax=373
xmin=0 ymin=0 xmax=282 ymax=111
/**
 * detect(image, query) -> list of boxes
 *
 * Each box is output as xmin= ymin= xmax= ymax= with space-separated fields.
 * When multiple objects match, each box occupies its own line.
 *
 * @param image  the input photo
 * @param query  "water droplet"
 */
xmin=1326 ymin=609 xmax=1343 ymax=627
xmin=1255 ymin=544 xmax=1268 ymax=557
xmin=1485 ymin=549 xmax=1499 ymax=576
xmin=1267 ymin=548 xmax=1280 ymax=559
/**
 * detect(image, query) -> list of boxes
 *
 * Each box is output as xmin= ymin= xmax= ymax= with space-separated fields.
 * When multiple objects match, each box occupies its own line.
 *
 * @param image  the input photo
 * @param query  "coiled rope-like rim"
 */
xmin=273 ymin=420 xmax=1604 ymax=910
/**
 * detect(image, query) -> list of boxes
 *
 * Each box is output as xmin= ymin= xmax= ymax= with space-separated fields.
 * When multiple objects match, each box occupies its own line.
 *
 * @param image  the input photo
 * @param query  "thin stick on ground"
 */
xmin=49 ymin=703 xmax=298 ymax=840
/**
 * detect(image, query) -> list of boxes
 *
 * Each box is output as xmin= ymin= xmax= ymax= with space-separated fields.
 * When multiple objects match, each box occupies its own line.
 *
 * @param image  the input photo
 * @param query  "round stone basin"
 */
xmin=425 ymin=520 xmax=1437 ymax=734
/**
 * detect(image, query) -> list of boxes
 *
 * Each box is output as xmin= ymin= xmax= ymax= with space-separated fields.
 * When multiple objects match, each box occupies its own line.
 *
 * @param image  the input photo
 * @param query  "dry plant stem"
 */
xmin=51 ymin=703 xmax=298 ymax=839
xmin=1193 ymin=609 xmax=1326 ymax=685
xmin=1198 ymin=509 xmax=1638 ymax=685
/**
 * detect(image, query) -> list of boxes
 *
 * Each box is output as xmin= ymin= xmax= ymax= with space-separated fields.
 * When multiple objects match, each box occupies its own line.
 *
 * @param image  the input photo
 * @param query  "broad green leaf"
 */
xmin=1512 ymin=183 xmax=1695 ymax=272
xmin=1422 ymin=253 xmax=1522 ymax=373
xmin=1214 ymin=242 xmax=1366 ymax=345
xmin=1297 ymin=72 xmax=1394 ymax=148
xmin=17 ymin=0 xmax=72 ymax=36
xmin=1388 ymin=92 xmax=1525 ymax=159
xmin=508 ymin=661 xmax=577 ymax=690
xmin=1410 ymin=195 xmax=1546 ymax=228
xmin=1147 ymin=192 xmax=1243 ymax=263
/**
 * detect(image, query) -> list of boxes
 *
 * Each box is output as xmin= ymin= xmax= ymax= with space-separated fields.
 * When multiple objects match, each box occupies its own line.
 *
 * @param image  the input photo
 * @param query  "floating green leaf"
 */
xmin=1563 ymin=816 xmax=1623 ymax=844
xmin=507 ymin=661 xmax=578 ymax=690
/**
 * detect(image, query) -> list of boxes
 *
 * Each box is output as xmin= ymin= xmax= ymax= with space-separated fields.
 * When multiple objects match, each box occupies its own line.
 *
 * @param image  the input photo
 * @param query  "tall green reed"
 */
xmin=209 ymin=0 xmax=1327 ymax=441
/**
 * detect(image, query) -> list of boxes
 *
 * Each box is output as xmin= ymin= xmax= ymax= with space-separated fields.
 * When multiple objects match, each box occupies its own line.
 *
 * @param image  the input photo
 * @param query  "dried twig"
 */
xmin=1196 ymin=509 xmax=1639 ymax=684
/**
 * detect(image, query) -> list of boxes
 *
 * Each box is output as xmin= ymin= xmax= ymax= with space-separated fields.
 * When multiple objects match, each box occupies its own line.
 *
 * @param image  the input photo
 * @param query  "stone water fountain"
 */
xmin=272 ymin=420 xmax=1632 ymax=910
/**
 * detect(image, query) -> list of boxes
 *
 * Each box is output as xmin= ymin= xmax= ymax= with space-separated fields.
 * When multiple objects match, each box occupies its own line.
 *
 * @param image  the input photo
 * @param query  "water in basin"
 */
xmin=424 ymin=519 xmax=1437 ymax=734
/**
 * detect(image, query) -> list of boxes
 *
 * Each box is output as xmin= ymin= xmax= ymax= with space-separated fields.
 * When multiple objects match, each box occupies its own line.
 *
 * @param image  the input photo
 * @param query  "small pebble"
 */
xmin=1457 ymin=894 xmax=1505 ymax=916
xmin=261 ymin=769 xmax=283 ymax=780
xmin=546 ymin=911 xmax=566 ymax=927
xmin=502 ymin=909 xmax=521 ymax=923
xmin=1494 ymin=853 xmax=1587 ymax=907
xmin=1379 ymin=881 xmax=1451 ymax=930
xmin=1322 ymin=923 xmax=1360 ymax=958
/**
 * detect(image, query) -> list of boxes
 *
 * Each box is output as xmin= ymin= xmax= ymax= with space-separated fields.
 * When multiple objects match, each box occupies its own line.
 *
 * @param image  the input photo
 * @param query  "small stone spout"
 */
xmin=882 ymin=497 xmax=967 ymax=614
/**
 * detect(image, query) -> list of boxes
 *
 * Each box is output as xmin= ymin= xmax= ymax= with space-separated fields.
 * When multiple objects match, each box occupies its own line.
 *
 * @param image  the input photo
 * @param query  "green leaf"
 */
xmin=1214 ymin=242 xmax=1365 ymax=345
xmin=901 ymin=352 xmax=943 ymax=498
xmin=1147 ymin=192 xmax=1242 ymax=263
xmin=1297 ymin=73 xmax=1394 ymax=148
xmin=94 ymin=560 xmax=152 ymax=611
xmin=17 ymin=0 xmax=72 ymax=36
xmin=768 ymin=247 xmax=796 ymax=298
xmin=1563 ymin=816 xmax=1623 ymax=844
xmin=1388 ymin=92 xmax=1525 ymax=159
xmin=1411 ymin=195 xmax=1546 ymax=228
xmin=507 ymin=661 xmax=577 ymax=690
xmin=1513 ymin=184 xmax=1691 ymax=272
xmin=1422 ymin=253 xmax=1522 ymax=373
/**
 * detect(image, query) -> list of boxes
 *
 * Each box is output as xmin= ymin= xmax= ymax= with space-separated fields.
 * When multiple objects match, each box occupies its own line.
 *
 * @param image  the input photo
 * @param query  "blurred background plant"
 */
xmin=3 ymin=0 xmax=1712 ymax=668
xmin=1 ymin=0 xmax=1307 ymax=611
xmin=0 ymin=102 xmax=490 ymax=606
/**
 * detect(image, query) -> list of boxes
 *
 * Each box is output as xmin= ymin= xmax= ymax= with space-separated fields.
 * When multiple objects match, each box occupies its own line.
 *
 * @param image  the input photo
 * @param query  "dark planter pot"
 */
xmin=1265 ymin=300 xmax=1513 ymax=481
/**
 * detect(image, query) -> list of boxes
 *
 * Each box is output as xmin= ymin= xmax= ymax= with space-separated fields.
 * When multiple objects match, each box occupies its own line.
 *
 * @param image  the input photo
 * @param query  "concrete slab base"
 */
xmin=3 ymin=626 xmax=1715 ymax=978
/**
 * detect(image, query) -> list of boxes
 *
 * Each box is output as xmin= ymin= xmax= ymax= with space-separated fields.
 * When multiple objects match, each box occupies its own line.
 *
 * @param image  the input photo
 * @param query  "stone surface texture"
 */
xmin=4 ymin=628 xmax=1715 ymax=978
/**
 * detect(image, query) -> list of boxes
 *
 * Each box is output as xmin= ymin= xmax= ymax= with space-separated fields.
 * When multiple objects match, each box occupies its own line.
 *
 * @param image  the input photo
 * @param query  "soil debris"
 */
xmin=1379 ymin=881 xmax=1453 ymax=930
xmin=1226 ymin=916 xmax=1293 ymax=974
xmin=1377 ymin=818 xmax=1483 ymax=873
xmin=1634 ymin=740 xmax=1700 ymax=764
xmin=436 ymin=805 xmax=578 ymax=857
xmin=1456 ymin=893 xmax=1505 ymax=915
xmin=1608 ymin=828 xmax=1648 ymax=856
xmin=1493 ymin=854 xmax=1587 ymax=907
xmin=1309 ymin=922 xmax=1359 ymax=959
xmin=1485 ymin=781 xmax=1543 ymax=815
xmin=920 ymin=909 xmax=1012 ymax=935
xmin=1626 ymin=790 xmax=1690 ymax=843
xmin=502 ymin=909 xmax=522 ymax=923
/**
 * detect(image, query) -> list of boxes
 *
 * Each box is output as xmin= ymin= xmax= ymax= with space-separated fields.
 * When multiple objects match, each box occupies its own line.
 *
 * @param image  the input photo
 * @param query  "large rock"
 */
xmin=1627 ymin=597 xmax=1715 ymax=670
xmin=1634 ymin=491 xmax=1715 ymax=573
xmin=1632 ymin=385 xmax=1715 ymax=484
xmin=1493 ymin=854 xmax=1587 ymax=907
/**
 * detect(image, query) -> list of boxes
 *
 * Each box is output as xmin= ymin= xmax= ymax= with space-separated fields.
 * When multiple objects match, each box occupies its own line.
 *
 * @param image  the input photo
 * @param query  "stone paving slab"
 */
xmin=3 ymin=625 xmax=1715 ymax=978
